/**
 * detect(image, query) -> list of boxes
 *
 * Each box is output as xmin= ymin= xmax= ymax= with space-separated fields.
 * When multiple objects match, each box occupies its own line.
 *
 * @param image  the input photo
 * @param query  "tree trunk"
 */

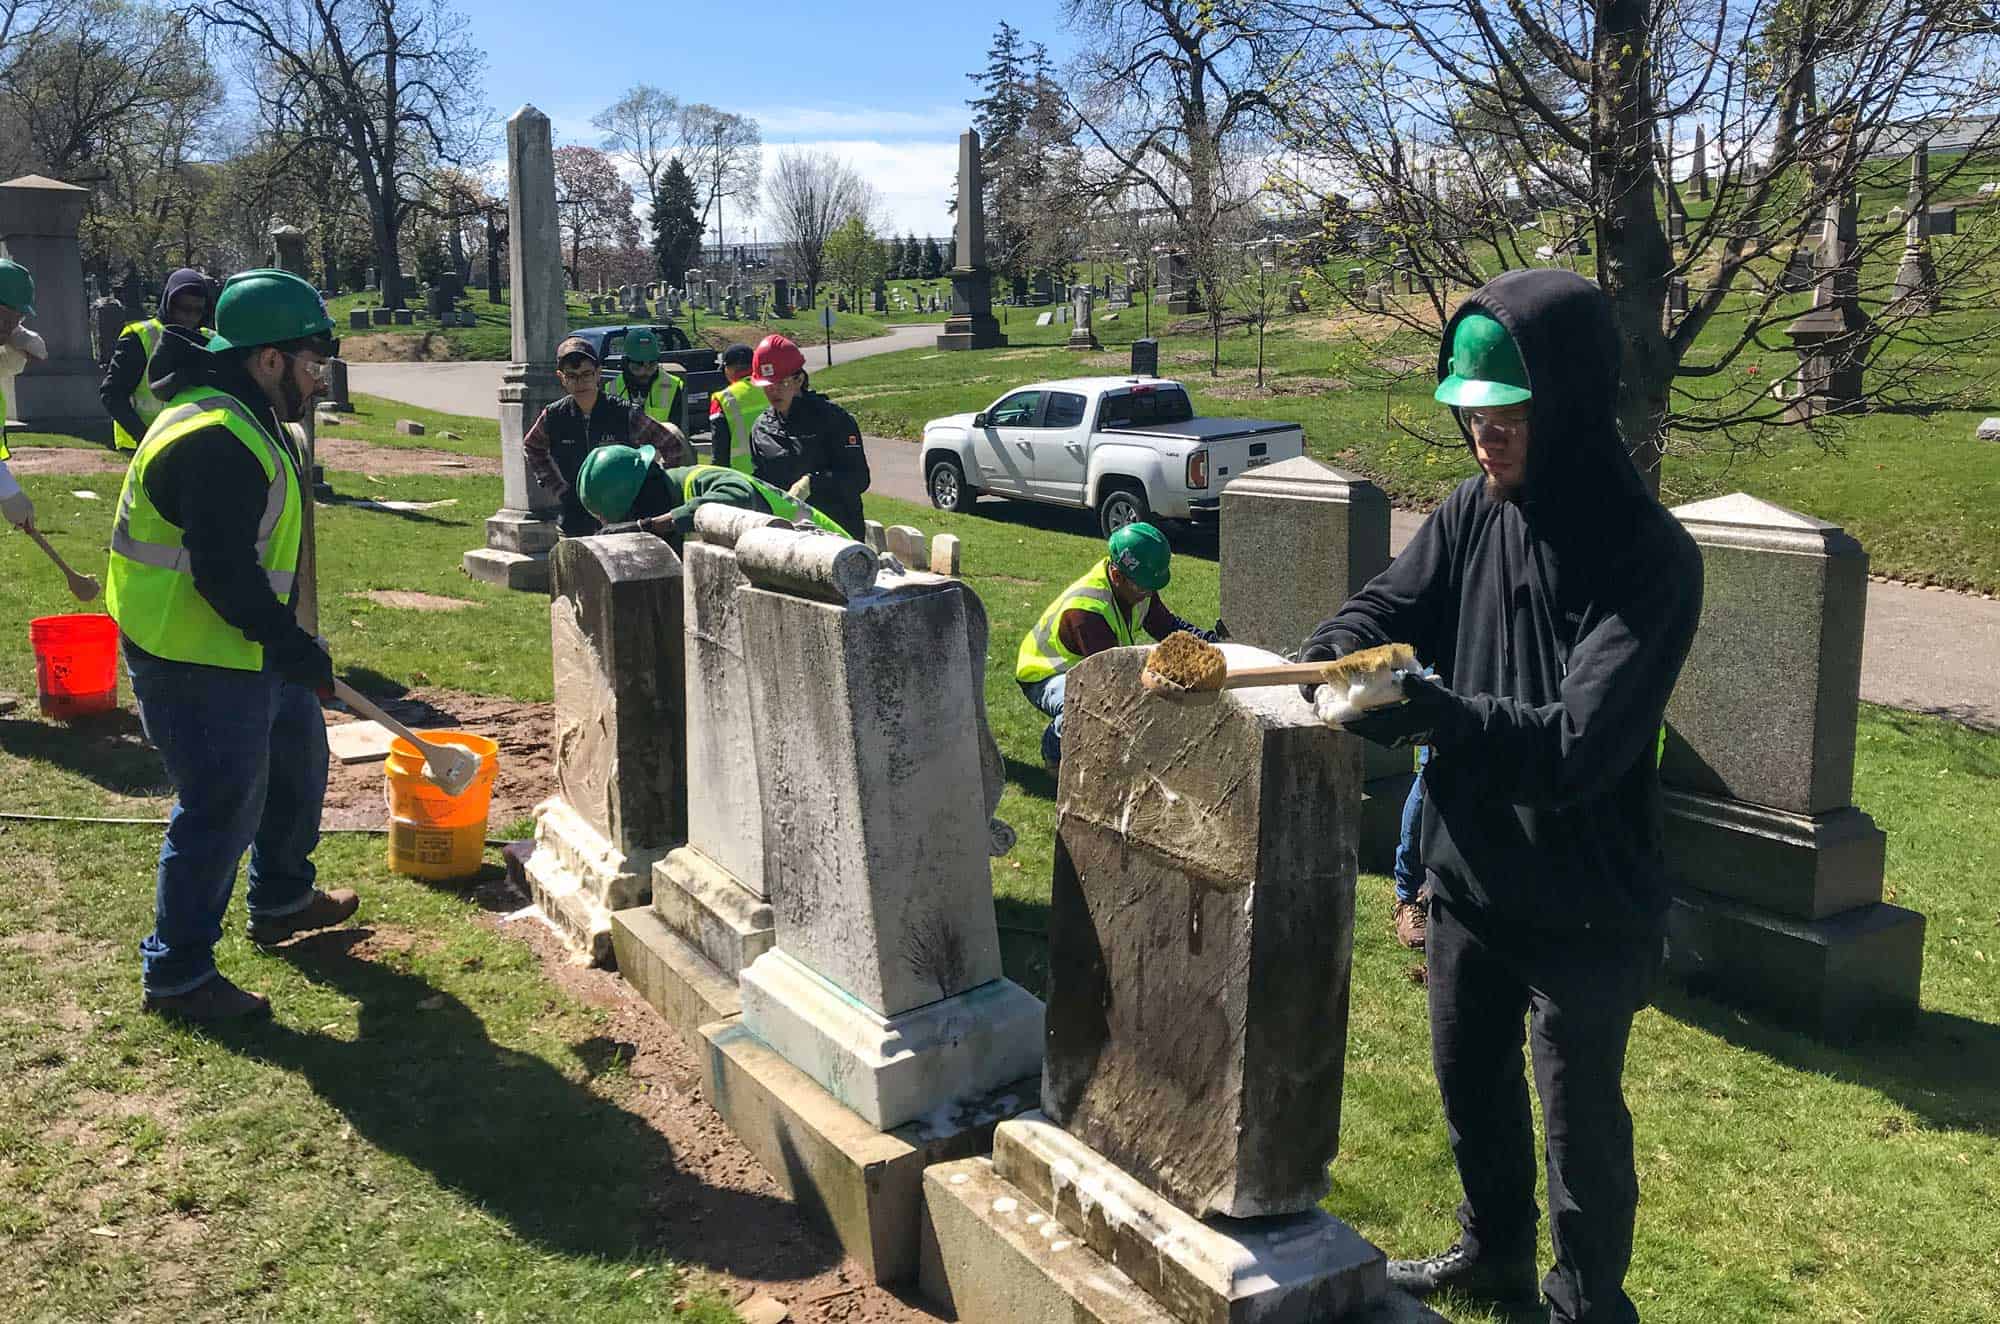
xmin=1592 ymin=0 xmax=1672 ymax=494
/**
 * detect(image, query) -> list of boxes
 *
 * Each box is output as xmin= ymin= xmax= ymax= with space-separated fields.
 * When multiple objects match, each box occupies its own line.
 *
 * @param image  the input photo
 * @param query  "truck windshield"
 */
xmin=1099 ymin=387 xmax=1194 ymax=429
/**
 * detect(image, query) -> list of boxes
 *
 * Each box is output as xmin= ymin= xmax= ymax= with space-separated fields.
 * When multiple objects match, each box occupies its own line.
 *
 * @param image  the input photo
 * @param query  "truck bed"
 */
xmin=1099 ymin=418 xmax=1300 ymax=443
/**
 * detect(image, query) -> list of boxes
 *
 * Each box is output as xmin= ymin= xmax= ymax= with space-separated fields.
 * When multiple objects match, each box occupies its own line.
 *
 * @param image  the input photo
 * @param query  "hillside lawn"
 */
xmin=1 ymin=403 xmax=1996 ymax=1320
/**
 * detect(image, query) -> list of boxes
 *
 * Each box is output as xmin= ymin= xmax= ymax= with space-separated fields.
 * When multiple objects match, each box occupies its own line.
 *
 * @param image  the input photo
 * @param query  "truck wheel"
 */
xmin=927 ymin=455 xmax=973 ymax=512
xmin=1097 ymin=483 xmax=1151 ymax=538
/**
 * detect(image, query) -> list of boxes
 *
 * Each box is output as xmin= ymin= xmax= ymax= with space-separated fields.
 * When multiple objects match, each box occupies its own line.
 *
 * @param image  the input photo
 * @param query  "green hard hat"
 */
xmin=1435 ymin=312 xmax=1532 ymax=408
xmin=1108 ymin=521 xmax=1172 ymax=592
xmin=624 ymin=327 xmax=661 ymax=363
xmin=207 ymin=268 xmax=335 ymax=353
xmin=577 ymin=444 xmax=656 ymax=524
xmin=0 ymin=258 xmax=34 ymax=316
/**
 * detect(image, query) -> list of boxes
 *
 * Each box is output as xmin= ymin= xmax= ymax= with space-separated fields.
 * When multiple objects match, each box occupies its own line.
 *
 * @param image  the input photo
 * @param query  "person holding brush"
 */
xmin=0 ymin=258 xmax=47 ymax=532
xmin=1298 ymin=271 xmax=1703 ymax=1324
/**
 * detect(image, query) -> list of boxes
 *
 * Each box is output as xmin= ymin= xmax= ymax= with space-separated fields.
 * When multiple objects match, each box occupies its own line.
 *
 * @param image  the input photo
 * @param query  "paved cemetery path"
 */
xmin=346 ymin=322 xmax=941 ymax=415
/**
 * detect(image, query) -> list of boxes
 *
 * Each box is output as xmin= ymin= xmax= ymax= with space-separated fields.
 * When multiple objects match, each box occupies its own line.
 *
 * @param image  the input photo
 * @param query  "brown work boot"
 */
xmin=1392 ymin=896 xmax=1428 ymax=949
xmin=247 ymin=888 xmax=360 ymax=946
xmin=144 ymin=973 xmax=272 ymax=1023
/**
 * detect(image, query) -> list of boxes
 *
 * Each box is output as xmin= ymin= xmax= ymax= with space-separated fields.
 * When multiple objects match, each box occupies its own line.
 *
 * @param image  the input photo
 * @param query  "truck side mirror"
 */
xmin=972 ymin=412 xmax=988 ymax=428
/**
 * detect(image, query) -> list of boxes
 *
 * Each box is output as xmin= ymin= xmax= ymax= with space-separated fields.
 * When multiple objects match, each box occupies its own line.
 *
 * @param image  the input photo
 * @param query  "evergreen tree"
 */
xmin=886 ymin=234 xmax=906 ymax=282
xmin=922 ymin=235 xmax=944 ymax=278
xmin=651 ymin=156 xmax=704 ymax=285
xmin=901 ymin=232 xmax=921 ymax=278
xmin=966 ymin=21 xmax=1082 ymax=281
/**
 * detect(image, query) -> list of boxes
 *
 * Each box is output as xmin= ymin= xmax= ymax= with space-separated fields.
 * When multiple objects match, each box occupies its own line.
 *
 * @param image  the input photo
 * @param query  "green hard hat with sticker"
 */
xmin=0 ymin=258 xmax=34 ymax=316
xmin=624 ymin=327 xmax=661 ymax=363
xmin=1107 ymin=521 xmax=1172 ymax=592
xmin=1435 ymin=312 xmax=1532 ymax=408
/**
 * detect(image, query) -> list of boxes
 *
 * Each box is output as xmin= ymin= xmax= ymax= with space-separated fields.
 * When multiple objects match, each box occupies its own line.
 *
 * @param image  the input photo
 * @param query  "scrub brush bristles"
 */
xmin=1143 ymin=631 xmax=1229 ymax=692
xmin=1318 ymin=642 xmax=1418 ymax=687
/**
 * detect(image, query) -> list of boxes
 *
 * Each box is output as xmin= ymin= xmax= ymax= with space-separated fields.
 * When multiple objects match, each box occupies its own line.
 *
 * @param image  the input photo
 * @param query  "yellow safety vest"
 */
xmin=114 ymin=319 xmax=215 ymax=451
xmin=1016 ymin=559 xmax=1140 ymax=684
xmin=623 ymin=371 xmax=683 ymax=429
xmin=676 ymin=463 xmax=850 ymax=535
xmin=106 ymin=387 xmax=304 ymax=671
xmin=713 ymin=376 xmax=766 ymax=475
xmin=0 ymin=377 xmax=9 ymax=460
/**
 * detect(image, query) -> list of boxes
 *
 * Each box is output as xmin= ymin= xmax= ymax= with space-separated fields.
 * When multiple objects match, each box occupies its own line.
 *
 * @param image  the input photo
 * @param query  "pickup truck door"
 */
xmin=973 ymin=389 xmax=1040 ymax=495
xmin=1026 ymin=390 xmax=1091 ymax=503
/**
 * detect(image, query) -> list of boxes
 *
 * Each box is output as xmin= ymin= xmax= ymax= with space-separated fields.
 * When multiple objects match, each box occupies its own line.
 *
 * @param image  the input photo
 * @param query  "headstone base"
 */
xmin=1664 ymin=790 xmax=1886 ymax=919
xmin=651 ymin=845 xmax=775 ymax=976
xmin=936 ymin=316 xmax=1007 ymax=351
xmin=739 ymin=947 xmax=1044 ymax=1131
xmin=700 ymin=1019 xmax=1033 ymax=1285
xmin=1066 ymin=329 xmax=1103 ymax=351
xmin=463 ymin=547 xmax=550 ymax=591
xmin=919 ymin=1114 xmax=1393 ymax=1324
xmin=1666 ymin=888 xmax=1924 ymax=1037
xmin=610 ymin=906 xmax=742 ymax=1051
xmin=523 ymin=798 xmax=664 ymax=965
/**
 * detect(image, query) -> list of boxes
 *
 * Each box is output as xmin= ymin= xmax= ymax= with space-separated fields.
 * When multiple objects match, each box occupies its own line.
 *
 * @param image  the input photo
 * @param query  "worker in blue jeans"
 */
xmin=1392 ymin=747 xmax=1431 ymax=949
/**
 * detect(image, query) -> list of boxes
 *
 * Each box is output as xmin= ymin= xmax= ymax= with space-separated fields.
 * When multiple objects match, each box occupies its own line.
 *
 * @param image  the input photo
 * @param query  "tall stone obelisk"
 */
xmin=936 ymin=130 xmax=1006 ymax=351
xmin=1891 ymin=141 xmax=1940 ymax=316
xmin=464 ymin=105 xmax=566 ymax=590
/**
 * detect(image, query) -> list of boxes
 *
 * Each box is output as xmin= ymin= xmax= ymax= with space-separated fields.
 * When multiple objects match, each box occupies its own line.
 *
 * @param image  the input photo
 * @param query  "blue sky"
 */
xmin=469 ymin=0 xmax=1076 ymax=239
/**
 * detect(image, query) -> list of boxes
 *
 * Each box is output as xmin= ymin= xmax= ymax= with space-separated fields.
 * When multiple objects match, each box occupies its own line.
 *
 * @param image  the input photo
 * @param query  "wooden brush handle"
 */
xmin=1215 ymin=662 xmax=1337 ymax=689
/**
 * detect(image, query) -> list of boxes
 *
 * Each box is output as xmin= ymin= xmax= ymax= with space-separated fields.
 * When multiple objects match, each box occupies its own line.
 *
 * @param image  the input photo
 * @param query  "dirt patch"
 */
xmin=1372 ymin=354 xmax=1431 ymax=376
xmin=353 ymin=590 xmax=475 ymax=612
xmin=4 ymin=446 xmax=129 ymax=477
xmin=312 ymin=437 xmax=499 ymax=477
xmin=483 ymin=891 xmax=937 ymax=1323
xmin=1204 ymin=375 xmax=1353 ymax=402
xmin=339 ymin=331 xmax=465 ymax=363
xmin=321 ymin=688 xmax=552 ymax=832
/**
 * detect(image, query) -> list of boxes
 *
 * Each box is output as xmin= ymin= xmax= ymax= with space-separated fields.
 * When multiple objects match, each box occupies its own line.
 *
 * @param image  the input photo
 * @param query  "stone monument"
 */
xmin=1155 ymin=250 xmax=1200 ymax=314
xmin=92 ymin=296 xmax=126 ymax=366
xmin=772 ymin=276 xmax=791 ymax=318
xmin=1785 ymin=186 xmax=1872 ymax=419
xmin=698 ymin=528 xmax=1039 ymax=1284
xmin=525 ymin=533 xmax=687 ymax=963
xmin=1219 ymin=456 xmax=1408 ymax=870
xmin=269 ymin=223 xmax=310 ymax=278
xmin=924 ymin=644 xmax=1408 ymax=1324
xmin=612 ymin=505 xmax=790 ymax=1043
xmin=936 ymin=129 xmax=1006 ymax=350
xmin=1065 ymin=286 xmax=1100 ymax=351
xmin=1661 ymin=494 xmax=1923 ymax=1035
xmin=0 ymin=175 xmax=101 ymax=433
xmin=464 ymin=106 xmax=567 ymax=590
xmin=1691 ymin=123 xmax=1710 ymax=201
xmin=1891 ymin=143 xmax=1940 ymax=316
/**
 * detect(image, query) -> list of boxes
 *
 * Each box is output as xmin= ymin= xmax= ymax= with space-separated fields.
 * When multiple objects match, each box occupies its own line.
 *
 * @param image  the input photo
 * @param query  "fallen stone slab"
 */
xmin=395 ymin=418 xmax=425 ymax=436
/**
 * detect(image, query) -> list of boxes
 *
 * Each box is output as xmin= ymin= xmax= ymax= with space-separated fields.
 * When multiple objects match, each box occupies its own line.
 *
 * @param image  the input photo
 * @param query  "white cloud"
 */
xmin=755 ymin=105 xmax=968 ymax=140
xmin=743 ymin=139 xmax=961 ymax=242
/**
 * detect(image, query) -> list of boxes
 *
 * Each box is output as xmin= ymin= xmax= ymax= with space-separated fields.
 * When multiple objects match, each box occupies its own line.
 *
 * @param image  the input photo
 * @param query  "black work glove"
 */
xmin=1297 ymin=641 xmax=1341 ymax=702
xmin=1341 ymin=673 xmax=1458 ymax=749
xmin=1212 ymin=617 xmax=1231 ymax=642
xmin=272 ymin=632 xmax=335 ymax=699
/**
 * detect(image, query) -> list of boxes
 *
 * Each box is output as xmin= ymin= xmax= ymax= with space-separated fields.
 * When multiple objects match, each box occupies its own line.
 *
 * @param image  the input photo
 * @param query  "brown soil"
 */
xmin=4 ymin=446 xmax=129 ymax=476
xmin=321 ymin=688 xmax=553 ymax=832
xmin=483 ymin=891 xmax=937 ymax=1323
xmin=339 ymin=331 xmax=464 ymax=363
xmin=353 ymin=590 xmax=475 ymax=612
xmin=312 ymin=436 xmax=499 ymax=477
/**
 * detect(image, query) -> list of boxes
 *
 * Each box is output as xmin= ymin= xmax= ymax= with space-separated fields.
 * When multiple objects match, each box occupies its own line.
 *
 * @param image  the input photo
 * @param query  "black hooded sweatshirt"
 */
xmin=98 ymin=268 xmax=212 ymax=447
xmin=1302 ymin=270 xmax=1703 ymax=938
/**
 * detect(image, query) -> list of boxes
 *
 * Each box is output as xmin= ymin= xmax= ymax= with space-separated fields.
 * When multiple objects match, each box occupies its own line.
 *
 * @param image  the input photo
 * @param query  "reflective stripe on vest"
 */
xmin=627 ymin=372 xmax=682 ymax=427
xmin=717 ymin=378 xmax=764 ymax=474
xmin=105 ymin=389 xmax=304 ymax=671
xmin=113 ymin=320 xmax=213 ymax=451
xmin=679 ymin=463 xmax=849 ymax=535
xmin=1016 ymin=560 xmax=1139 ymax=684
xmin=0 ymin=378 xmax=8 ymax=460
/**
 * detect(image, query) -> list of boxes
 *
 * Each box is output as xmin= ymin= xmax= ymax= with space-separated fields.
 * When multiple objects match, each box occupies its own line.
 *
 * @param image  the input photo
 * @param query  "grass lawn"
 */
xmin=327 ymin=288 xmax=895 ymax=363
xmin=2 ymin=400 xmax=1996 ymax=1320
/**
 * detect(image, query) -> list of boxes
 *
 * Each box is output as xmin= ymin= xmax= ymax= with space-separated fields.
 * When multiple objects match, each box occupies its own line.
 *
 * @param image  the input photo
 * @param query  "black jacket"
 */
xmin=748 ymin=389 xmax=870 ymax=539
xmin=1303 ymin=269 xmax=1704 ymax=937
xmin=98 ymin=269 xmax=212 ymax=447
xmin=126 ymin=334 xmax=321 ymax=674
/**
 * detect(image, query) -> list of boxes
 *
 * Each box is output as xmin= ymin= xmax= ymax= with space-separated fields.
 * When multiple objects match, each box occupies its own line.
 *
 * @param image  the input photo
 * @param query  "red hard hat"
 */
xmin=751 ymin=333 xmax=805 ymax=385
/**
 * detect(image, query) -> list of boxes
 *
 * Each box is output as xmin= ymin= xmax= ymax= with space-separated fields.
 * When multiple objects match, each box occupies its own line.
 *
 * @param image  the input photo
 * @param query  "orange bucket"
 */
xmin=383 ymin=730 xmax=498 ymax=881
xmin=29 ymin=613 xmax=120 ymax=720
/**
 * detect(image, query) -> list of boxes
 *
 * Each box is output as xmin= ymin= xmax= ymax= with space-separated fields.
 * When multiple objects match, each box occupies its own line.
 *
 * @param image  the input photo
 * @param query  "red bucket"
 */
xmin=29 ymin=614 xmax=120 ymax=720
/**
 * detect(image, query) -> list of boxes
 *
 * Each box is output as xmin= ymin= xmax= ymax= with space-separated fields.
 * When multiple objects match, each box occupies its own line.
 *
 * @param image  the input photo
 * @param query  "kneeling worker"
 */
xmin=575 ymin=443 xmax=851 ymax=543
xmin=1016 ymin=521 xmax=1219 ymax=766
xmin=105 ymin=268 xmax=357 ymax=1022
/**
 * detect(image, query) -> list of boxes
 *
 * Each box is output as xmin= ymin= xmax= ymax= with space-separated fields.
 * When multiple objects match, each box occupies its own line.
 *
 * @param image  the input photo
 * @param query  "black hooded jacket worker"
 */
xmin=1301 ymin=269 xmax=1703 ymax=1324
xmin=99 ymin=267 xmax=214 ymax=452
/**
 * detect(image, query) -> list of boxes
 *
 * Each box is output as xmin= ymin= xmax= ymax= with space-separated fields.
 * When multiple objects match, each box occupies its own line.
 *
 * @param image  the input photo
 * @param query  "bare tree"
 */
xmin=189 ymin=0 xmax=491 ymax=309
xmin=765 ymin=148 xmax=873 ymax=307
xmin=553 ymin=144 xmax=637 ymax=290
xmin=679 ymin=103 xmax=761 ymax=264
xmin=1280 ymin=0 xmax=2000 ymax=486
xmin=1060 ymin=0 xmax=1303 ymax=372
xmin=593 ymin=83 xmax=682 ymax=198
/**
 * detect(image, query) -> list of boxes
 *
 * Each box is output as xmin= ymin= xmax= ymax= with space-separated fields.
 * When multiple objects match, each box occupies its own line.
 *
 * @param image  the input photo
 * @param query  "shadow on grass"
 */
xmin=1003 ymin=754 xmax=1056 ymax=803
xmin=1657 ymin=984 xmax=2000 ymax=1136
xmin=211 ymin=928 xmax=837 ymax=1275
xmin=0 ymin=709 xmax=169 ymax=796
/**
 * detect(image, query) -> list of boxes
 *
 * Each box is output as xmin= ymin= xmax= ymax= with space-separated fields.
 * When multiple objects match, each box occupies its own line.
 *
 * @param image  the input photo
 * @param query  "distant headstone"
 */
xmin=92 ymin=297 xmax=127 ymax=366
xmin=395 ymin=419 xmax=425 ymax=436
xmin=370 ymin=307 xmax=393 ymax=326
xmin=1131 ymin=338 xmax=1158 ymax=377
xmin=326 ymin=357 xmax=351 ymax=411
xmin=0 ymin=174 xmax=99 ymax=429
xmin=1348 ymin=266 xmax=1366 ymax=297
xmin=392 ymin=308 xmax=414 ymax=326
xmin=1976 ymin=418 xmax=2000 ymax=442
xmin=1287 ymin=280 xmax=1309 ymax=312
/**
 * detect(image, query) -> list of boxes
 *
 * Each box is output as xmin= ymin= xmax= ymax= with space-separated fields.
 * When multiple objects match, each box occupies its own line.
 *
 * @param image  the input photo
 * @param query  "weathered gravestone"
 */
xmin=1661 ymin=494 xmax=1923 ymax=1035
xmin=524 ymin=533 xmax=687 ymax=963
xmin=924 ymin=644 xmax=1398 ymax=1324
xmin=613 ymin=506 xmax=789 ymax=1042
xmin=325 ymin=356 xmax=351 ymax=411
xmin=348 ymin=309 xmax=369 ymax=331
xmin=1287 ymin=280 xmax=1309 ymax=312
xmin=392 ymin=309 xmax=414 ymax=326
xmin=1066 ymin=287 xmax=1101 ymax=351
xmin=0 ymin=175 xmax=100 ymax=432
xmin=699 ymin=528 xmax=1038 ymax=1284
xmin=92 ymin=296 xmax=126 ymax=366
xmin=369 ymin=307 xmax=393 ymax=326
xmin=1891 ymin=143 xmax=1940 ymax=315
xmin=1218 ymin=456 xmax=1406 ymax=870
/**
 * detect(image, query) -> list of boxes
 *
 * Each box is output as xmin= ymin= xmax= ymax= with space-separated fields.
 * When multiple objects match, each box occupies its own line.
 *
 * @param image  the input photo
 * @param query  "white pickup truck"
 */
xmin=919 ymin=377 xmax=1306 ymax=537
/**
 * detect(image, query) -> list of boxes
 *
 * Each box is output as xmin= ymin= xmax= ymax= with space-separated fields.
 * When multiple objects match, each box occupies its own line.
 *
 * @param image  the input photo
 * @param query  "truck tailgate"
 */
xmin=1104 ymin=420 xmax=1305 ymax=486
